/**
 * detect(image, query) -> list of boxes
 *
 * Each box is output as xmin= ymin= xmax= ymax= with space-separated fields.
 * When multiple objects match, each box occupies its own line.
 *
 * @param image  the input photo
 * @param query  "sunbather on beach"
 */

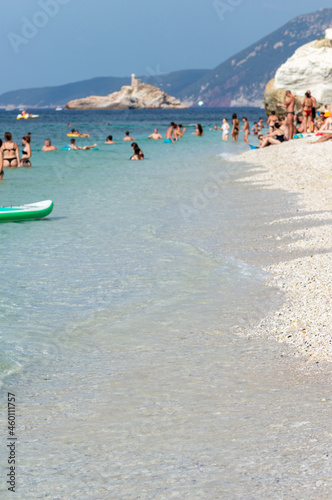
xmin=309 ymin=114 xmax=332 ymax=144
xmin=277 ymin=90 xmax=296 ymax=139
xmin=260 ymin=123 xmax=285 ymax=148
xmin=279 ymin=116 xmax=289 ymax=141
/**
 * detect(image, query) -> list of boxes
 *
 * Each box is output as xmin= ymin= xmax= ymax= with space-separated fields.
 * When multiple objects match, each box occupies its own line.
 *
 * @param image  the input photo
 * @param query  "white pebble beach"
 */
xmin=231 ymin=138 xmax=332 ymax=363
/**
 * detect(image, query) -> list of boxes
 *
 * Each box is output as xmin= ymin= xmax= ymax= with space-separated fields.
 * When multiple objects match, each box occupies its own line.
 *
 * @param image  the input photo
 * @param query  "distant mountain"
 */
xmin=0 ymin=70 xmax=209 ymax=108
xmin=2 ymin=8 xmax=331 ymax=109
xmin=178 ymin=8 xmax=332 ymax=107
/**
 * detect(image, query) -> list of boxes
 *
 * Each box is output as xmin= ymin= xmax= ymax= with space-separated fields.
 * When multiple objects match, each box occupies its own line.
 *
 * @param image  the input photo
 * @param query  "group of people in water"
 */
xmin=0 ymin=132 xmax=32 ymax=178
xmin=2 ymin=95 xmax=331 ymax=177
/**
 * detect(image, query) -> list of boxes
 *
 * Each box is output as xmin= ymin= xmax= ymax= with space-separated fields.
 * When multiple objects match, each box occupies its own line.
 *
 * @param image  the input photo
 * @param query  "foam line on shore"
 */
xmin=230 ymin=139 xmax=332 ymax=362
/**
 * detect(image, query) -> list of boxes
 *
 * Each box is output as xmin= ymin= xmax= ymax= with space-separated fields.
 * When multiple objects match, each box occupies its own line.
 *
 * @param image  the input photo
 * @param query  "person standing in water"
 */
xmin=165 ymin=122 xmax=176 ymax=143
xmin=277 ymin=90 xmax=296 ymax=139
xmin=130 ymin=142 xmax=144 ymax=160
xmin=241 ymin=117 xmax=250 ymax=143
xmin=42 ymin=139 xmax=57 ymax=151
xmin=148 ymin=128 xmax=163 ymax=140
xmin=123 ymin=131 xmax=135 ymax=141
xmin=231 ymin=113 xmax=240 ymax=141
xmin=221 ymin=118 xmax=230 ymax=141
xmin=105 ymin=135 xmax=116 ymax=144
xmin=0 ymin=132 xmax=20 ymax=168
xmin=21 ymin=136 xmax=32 ymax=167
xmin=252 ymin=122 xmax=259 ymax=135
xmin=174 ymin=124 xmax=186 ymax=140
xmin=258 ymin=118 xmax=264 ymax=132
xmin=192 ymin=124 xmax=204 ymax=136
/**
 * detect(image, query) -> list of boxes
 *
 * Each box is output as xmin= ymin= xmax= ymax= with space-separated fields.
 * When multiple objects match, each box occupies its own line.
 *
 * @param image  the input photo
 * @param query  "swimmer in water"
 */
xmin=105 ymin=135 xmax=116 ymax=144
xmin=69 ymin=139 xmax=97 ymax=150
xmin=241 ymin=117 xmax=250 ymax=143
xmin=21 ymin=136 xmax=32 ymax=166
xmin=174 ymin=124 xmax=186 ymax=140
xmin=231 ymin=113 xmax=240 ymax=141
xmin=130 ymin=142 xmax=144 ymax=160
xmin=164 ymin=122 xmax=176 ymax=143
xmin=123 ymin=131 xmax=135 ymax=141
xmin=42 ymin=139 xmax=57 ymax=151
xmin=252 ymin=122 xmax=259 ymax=135
xmin=0 ymin=132 xmax=20 ymax=168
xmin=192 ymin=124 xmax=204 ymax=136
xmin=221 ymin=118 xmax=230 ymax=141
xmin=148 ymin=128 xmax=163 ymax=140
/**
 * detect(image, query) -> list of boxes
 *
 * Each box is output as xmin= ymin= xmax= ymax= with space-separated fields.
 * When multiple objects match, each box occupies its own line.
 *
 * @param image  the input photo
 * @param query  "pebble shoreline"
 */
xmin=230 ymin=139 xmax=332 ymax=363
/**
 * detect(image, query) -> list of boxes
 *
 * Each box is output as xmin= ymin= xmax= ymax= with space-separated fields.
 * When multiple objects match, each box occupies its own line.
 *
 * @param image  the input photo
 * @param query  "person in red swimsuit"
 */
xmin=301 ymin=91 xmax=314 ymax=134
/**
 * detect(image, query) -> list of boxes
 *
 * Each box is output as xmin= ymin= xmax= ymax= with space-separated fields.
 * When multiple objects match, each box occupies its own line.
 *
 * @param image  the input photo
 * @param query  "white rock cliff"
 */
xmin=273 ymin=29 xmax=332 ymax=105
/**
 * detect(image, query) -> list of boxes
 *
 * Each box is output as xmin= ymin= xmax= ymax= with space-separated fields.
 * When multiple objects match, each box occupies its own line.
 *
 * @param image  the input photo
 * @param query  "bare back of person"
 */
xmin=302 ymin=96 xmax=313 ymax=112
xmin=1 ymin=140 xmax=19 ymax=167
xmin=165 ymin=124 xmax=175 ymax=142
xmin=302 ymin=93 xmax=314 ymax=133
xmin=166 ymin=127 xmax=173 ymax=139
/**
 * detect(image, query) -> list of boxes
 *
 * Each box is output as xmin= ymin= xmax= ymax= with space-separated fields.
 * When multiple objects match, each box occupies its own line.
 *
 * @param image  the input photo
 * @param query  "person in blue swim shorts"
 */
xmin=164 ymin=122 xmax=175 ymax=143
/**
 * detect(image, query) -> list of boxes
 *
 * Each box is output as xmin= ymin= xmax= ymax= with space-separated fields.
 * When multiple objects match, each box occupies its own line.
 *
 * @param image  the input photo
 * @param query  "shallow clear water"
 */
xmin=0 ymin=109 xmax=331 ymax=499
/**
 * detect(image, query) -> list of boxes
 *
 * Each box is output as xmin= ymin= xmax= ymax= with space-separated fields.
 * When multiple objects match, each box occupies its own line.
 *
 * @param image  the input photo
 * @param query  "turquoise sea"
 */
xmin=0 ymin=109 xmax=331 ymax=499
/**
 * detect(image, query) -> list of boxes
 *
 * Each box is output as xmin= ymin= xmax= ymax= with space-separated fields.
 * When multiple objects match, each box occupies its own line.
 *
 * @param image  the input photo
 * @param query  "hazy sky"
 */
xmin=1 ymin=0 xmax=331 ymax=95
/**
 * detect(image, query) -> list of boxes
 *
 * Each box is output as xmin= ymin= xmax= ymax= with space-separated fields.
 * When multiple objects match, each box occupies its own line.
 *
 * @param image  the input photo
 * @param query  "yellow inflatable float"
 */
xmin=67 ymin=133 xmax=90 ymax=137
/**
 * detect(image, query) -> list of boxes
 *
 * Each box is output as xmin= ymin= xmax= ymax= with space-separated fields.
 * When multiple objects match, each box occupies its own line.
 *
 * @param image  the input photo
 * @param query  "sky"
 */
xmin=0 ymin=0 xmax=331 ymax=95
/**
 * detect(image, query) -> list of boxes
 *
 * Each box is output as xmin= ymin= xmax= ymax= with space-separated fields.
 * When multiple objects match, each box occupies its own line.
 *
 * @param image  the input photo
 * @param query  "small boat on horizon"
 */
xmin=56 ymin=107 xmax=63 ymax=111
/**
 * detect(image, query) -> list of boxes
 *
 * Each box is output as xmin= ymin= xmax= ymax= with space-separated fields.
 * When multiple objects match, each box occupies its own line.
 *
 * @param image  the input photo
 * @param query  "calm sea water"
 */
xmin=0 ymin=109 xmax=331 ymax=499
